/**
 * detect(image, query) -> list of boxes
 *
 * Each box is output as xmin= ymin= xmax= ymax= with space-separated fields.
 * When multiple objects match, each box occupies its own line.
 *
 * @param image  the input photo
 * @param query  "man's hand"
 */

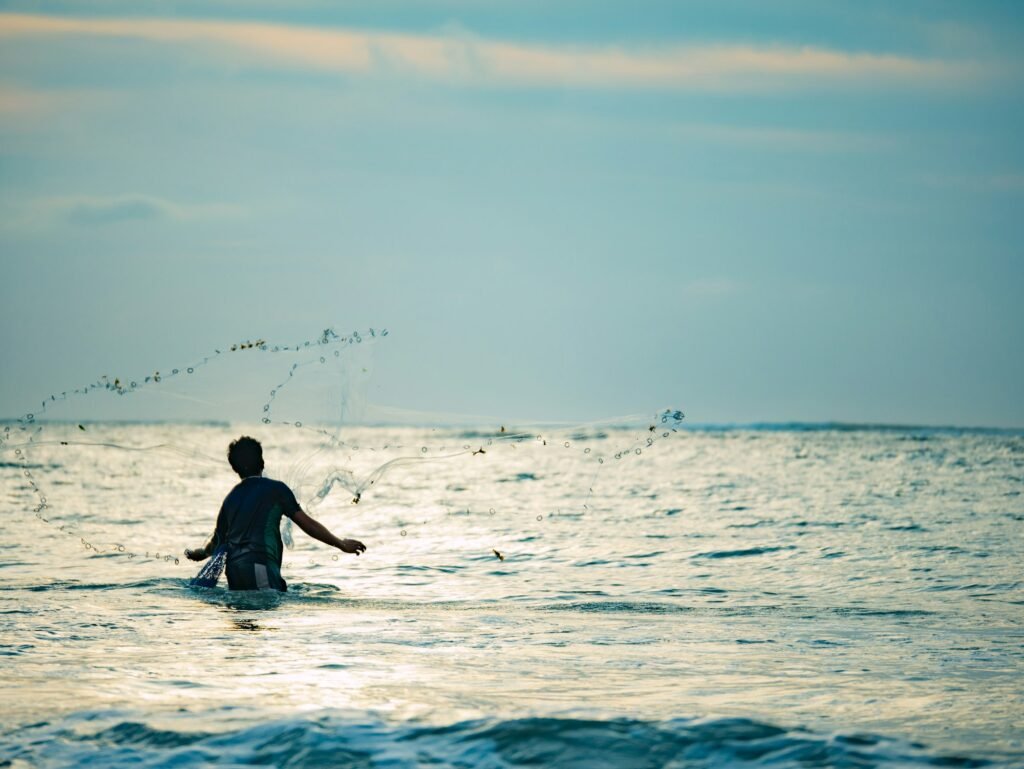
xmin=339 ymin=539 xmax=366 ymax=556
xmin=293 ymin=509 xmax=367 ymax=556
xmin=184 ymin=548 xmax=207 ymax=562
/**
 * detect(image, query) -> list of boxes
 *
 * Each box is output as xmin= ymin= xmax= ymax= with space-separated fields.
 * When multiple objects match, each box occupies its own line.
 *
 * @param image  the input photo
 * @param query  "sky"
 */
xmin=1 ymin=1 xmax=1022 ymax=427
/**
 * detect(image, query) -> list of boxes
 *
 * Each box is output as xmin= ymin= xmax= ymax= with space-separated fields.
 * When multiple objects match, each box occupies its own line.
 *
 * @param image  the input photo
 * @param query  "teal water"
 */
xmin=1 ymin=425 xmax=1022 ymax=767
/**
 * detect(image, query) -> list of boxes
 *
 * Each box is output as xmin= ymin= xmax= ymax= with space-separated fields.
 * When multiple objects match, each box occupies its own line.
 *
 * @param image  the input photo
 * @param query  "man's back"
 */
xmin=215 ymin=476 xmax=300 ymax=591
xmin=186 ymin=435 xmax=365 ymax=590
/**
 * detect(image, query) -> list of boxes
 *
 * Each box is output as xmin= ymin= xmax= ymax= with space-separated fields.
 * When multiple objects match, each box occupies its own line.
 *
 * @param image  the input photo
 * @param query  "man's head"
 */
xmin=227 ymin=436 xmax=264 ymax=478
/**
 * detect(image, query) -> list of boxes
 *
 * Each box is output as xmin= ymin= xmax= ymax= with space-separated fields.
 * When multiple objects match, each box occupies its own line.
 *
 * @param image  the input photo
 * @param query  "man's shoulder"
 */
xmin=259 ymin=477 xmax=295 ymax=496
xmin=259 ymin=477 xmax=300 ymax=514
xmin=229 ymin=476 xmax=289 ymax=495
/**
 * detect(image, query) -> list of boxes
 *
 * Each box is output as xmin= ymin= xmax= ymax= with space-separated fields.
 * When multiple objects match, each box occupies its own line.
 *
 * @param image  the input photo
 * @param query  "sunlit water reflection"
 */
xmin=1 ymin=425 xmax=1022 ymax=767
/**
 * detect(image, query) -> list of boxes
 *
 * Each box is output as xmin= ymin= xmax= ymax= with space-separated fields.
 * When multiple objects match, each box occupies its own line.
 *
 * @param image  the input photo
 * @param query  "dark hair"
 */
xmin=228 ymin=436 xmax=264 ymax=478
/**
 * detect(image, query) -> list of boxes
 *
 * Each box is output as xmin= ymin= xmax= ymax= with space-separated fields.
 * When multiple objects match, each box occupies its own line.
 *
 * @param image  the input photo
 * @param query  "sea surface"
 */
xmin=1 ymin=423 xmax=1022 ymax=768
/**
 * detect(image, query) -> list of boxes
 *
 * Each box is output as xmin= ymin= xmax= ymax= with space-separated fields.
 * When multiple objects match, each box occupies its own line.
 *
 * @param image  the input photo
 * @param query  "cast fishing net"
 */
xmin=0 ymin=326 xmax=685 ymax=576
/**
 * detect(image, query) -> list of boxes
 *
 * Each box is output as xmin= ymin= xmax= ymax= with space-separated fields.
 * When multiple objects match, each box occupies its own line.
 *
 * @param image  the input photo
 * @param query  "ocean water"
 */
xmin=1 ymin=423 xmax=1022 ymax=768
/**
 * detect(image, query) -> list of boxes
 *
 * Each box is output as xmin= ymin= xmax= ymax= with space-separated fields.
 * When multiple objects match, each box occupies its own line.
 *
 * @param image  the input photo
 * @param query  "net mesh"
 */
xmin=0 ymin=326 xmax=685 ymax=573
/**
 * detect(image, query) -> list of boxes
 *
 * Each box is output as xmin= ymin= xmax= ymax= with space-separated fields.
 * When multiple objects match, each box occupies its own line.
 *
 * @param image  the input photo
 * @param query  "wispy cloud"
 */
xmin=0 ymin=84 xmax=54 ymax=115
xmin=7 ymin=195 xmax=243 ymax=229
xmin=61 ymin=195 xmax=241 ymax=225
xmin=673 ymin=123 xmax=893 ymax=153
xmin=0 ymin=13 xmax=980 ymax=91
xmin=919 ymin=173 xmax=1024 ymax=193
xmin=0 ymin=84 xmax=103 ymax=118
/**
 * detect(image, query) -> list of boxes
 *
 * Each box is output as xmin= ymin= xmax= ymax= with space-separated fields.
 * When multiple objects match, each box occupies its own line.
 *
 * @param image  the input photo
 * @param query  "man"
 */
xmin=185 ymin=435 xmax=365 ymax=591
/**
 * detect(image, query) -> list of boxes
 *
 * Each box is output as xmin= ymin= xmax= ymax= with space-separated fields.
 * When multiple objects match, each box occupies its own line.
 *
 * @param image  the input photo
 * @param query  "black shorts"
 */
xmin=225 ymin=554 xmax=287 ymax=592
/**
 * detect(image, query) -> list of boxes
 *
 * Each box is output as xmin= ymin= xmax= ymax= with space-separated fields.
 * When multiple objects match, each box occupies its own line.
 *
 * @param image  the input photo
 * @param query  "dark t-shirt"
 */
xmin=211 ymin=476 xmax=300 ymax=567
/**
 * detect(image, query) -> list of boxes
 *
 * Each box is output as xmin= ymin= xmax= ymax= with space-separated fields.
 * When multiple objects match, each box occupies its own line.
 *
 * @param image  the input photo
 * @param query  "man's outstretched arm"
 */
xmin=292 ymin=509 xmax=366 ymax=555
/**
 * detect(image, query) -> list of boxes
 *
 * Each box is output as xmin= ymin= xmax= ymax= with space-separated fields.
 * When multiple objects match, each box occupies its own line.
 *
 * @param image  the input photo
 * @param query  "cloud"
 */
xmin=17 ymin=195 xmax=243 ymax=228
xmin=919 ymin=173 xmax=1024 ymax=193
xmin=990 ymin=174 xmax=1024 ymax=191
xmin=0 ymin=84 xmax=103 ymax=118
xmin=0 ymin=13 xmax=979 ymax=92
xmin=672 ymin=123 xmax=892 ymax=153
xmin=0 ymin=84 xmax=54 ymax=115
xmin=62 ymin=196 xmax=173 ymax=225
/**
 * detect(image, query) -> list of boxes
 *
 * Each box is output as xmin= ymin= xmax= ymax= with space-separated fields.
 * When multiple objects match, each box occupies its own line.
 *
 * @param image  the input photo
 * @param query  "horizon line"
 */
xmin=2 ymin=418 xmax=1021 ymax=435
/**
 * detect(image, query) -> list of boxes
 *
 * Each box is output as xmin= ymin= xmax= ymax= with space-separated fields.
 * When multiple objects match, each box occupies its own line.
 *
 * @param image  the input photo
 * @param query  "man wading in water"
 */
xmin=185 ymin=436 xmax=365 ymax=591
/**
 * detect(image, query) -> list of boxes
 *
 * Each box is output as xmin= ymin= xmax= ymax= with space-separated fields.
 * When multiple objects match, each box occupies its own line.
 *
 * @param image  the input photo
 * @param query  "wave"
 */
xmin=692 ymin=546 xmax=795 ymax=559
xmin=541 ymin=600 xmax=695 ymax=615
xmin=0 ymin=710 xmax=1008 ymax=768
